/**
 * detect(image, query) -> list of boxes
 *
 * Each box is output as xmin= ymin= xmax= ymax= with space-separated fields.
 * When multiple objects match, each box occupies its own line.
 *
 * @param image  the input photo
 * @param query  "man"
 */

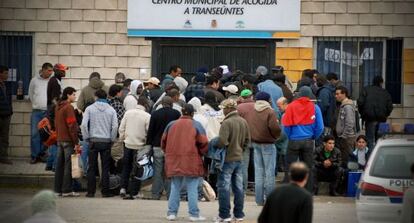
xmin=184 ymin=72 xmax=205 ymax=102
xmin=120 ymin=78 xmax=132 ymax=102
xmin=326 ymin=72 xmax=342 ymax=87
xmin=204 ymin=76 xmax=225 ymax=103
xmin=238 ymin=89 xmax=253 ymax=104
xmin=400 ymin=163 xmax=414 ymax=223
xmin=114 ymin=72 xmax=125 ymax=86
xmin=316 ymin=75 xmax=336 ymax=132
xmin=335 ymin=86 xmax=357 ymax=167
xmin=274 ymin=73 xmax=293 ymax=103
xmin=118 ymin=95 xmax=151 ymax=199
xmin=357 ymin=75 xmax=393 ymax=151
xmin=296 ymin=69 xmax=318 ymax=96
xmin=258 ymin=162 xmax=313 ymax=223
xmin=47 ymin=63 xmax=68 ymax=107
xmin=28 ymin=63 xmax=53 ymax=165
xmin=162 ymin=65 xmax=182 ymax=89
xmin=155 ymin=89 xmax=183 ymax=114
xmin=257 ymin=72 xmax=283 ymax=113
xmin=222 ymin=84 xmax=239 ymax=100
xmin=313 ymin=135 xmax=342 ymax=196
xmin=240 ymin=92 xmax=280 ymax=206
xmin=215 ymin=99 xmax=250 ymax=222
xmin=0 ymin=65 xmax=13 ymax=164
xmin=77 ymin=72 xmax=109 ymax=112
xmin=143 ymin=77 xmax=163 ymax=104
xmin=81 ymin=89 xmax=118 ymax=198
xmin=108 ymin=84 xmax=126 ymax=164
xmin=147 ymin=96 xmax=181 ymax=200
xmin=161 ymin=104 xmax=208 ymax=221
xmin=282 ymin=86 xmax=324 ymax=193
xmin=123 ymin=80 xmax=144 ymax=111
xmin=276 ymin=97 xmax=289 ymax=182
xmin=54 ymin=87 xmax=80 ymax=197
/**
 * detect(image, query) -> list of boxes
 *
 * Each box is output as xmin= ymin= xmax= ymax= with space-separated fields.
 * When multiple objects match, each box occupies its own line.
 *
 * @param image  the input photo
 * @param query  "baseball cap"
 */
xmin=240 ymin=89 xmax=252 ymax=97
xmin=144 ymin=77 xmax=160 ymax=86
xmin=222 ymin=84 xmax=238 ymax=94
xmin=219 ymin=99 xmax=238 ymax=109
xmin=53 ymin=63 xmax=68 ymax=71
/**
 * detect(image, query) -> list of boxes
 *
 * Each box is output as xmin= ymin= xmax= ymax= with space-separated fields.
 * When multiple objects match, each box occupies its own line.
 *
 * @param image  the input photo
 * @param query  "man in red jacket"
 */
xmin=161 ymin=104 xmax=208 ymax=222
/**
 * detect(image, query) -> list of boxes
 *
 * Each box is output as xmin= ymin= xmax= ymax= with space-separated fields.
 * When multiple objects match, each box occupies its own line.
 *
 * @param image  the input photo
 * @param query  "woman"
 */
xmin=54 ymin=87 xmax=81 ymax=197
xmin=350 ymin=135 xmax=370 ymax=170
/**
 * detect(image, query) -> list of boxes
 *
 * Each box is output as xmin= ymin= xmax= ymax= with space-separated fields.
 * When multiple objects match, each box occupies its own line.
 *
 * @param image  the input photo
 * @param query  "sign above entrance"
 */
xmin=127 ymin=0 xmax=300 ymax=39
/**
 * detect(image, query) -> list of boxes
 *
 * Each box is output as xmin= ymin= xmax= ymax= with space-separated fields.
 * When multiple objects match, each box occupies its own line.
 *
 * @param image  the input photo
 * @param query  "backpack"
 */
xmin=37 ymin=117 xmax=57 ymax=146
xmin=132 ymin=147 xmax=154 ymax=181
xmin=201 ymin=180 xmax=216 ymax=201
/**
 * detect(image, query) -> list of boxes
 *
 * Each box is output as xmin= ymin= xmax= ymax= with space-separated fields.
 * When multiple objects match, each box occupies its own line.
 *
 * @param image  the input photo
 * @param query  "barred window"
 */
xmin=315 ymin=37 xmax=402 ymax=104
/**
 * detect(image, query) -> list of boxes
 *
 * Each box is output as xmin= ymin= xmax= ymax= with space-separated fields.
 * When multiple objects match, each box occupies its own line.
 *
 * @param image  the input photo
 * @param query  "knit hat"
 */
xmin=255 ymin=91 xmax=270 ymax=101
xmin=194 ymin=72 xmax=206 ymax=83
xmin=240 ymin=89 xmax=252 ymax=97
xmin=298 ymin=86 xmax=314 ymax=98
xmin=219 ymin=99 xmax=238 ymax=109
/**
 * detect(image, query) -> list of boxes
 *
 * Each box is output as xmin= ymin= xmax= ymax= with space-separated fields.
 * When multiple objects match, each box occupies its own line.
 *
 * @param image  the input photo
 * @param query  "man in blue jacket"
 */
xmin=282 ymin=86 xmax=324 ymax=192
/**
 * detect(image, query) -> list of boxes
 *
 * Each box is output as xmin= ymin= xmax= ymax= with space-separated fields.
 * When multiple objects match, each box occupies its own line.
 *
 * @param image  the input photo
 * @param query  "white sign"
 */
xmin=324 ymin=48 xmax=374 ymax=67
xmin=127 ymin=0 xmax=300 ymax=38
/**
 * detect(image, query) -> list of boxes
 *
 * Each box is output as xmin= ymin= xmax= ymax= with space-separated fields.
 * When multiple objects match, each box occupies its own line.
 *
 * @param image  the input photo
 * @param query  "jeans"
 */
xmin=217 ymin=161 xmax=245 ymax=219
xmin=365 ymin=121 xmax=378 ymax=152
xmin=0 ymin=115 xmax=11 ymax=158
xmin=121 ymin=147 xmax=141 ymax=196
xmin=46 ymin=144 xmax=57 ymax=169
xmin=54 ymin=142 xmax=74 ymax=193
xmin=151 ymin=146 xmax=170 ymax=199
xmin=168 ymin=176 xmax=201 ymax=217
xmin=31 ymin=110 xmax=47 ymax=158
xmin=81 ymin=140 xmax=89 ymax=174
xmin=252 ymin=143 xmax=276 ymax=205
xmin=87 ymin=142 xmax=111 ymax=195
xmin=287 ymin=139 xmax=315 ymax=193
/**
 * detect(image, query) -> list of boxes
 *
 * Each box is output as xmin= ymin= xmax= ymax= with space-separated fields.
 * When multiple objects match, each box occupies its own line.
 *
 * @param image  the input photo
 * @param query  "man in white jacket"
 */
xmin=118 ymin=95 xmax=151 ymax=198
xmin=28 ymin=62 xmax=53 ymax=165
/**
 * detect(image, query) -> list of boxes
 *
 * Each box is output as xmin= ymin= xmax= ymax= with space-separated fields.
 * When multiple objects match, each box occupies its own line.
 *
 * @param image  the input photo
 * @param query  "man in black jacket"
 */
xmin=0 ymin=65 xmax=13 ymax=164
xmin=357 ymin=76 xmax=393 ymax=151
xmin=147 ymin=96 xmax=181 ymax=200
xmin=258 ymin=161 xmax=312 ymax=223
xmin=313 ymin=135 xmax=342 ymax=196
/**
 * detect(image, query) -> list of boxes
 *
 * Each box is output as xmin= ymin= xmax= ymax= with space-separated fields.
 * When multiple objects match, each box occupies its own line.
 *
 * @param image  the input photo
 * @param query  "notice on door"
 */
xmin=127 ymin=0 xmax=300 ymax=39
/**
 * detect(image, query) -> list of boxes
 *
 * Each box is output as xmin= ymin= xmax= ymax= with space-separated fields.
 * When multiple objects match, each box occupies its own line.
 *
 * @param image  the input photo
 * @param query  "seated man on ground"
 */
xmin=313 ymin=135 xmax=342 ymax=196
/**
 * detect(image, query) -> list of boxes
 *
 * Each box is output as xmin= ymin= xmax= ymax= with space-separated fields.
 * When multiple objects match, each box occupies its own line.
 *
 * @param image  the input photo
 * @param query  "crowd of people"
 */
xmin=0 ymin=62 xmax=395 ymax=222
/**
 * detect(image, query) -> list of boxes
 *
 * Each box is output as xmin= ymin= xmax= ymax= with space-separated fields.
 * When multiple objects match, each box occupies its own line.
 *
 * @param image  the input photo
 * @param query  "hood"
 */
xmin=57 ymin=100 xmax=70 ymax=111
xmin=88 ymin=77 xmax=105 ymax=89
xmin=92 ymin=101 xmax=111 ymax=112
xmin=129 ymin=80 xmax=142 ymax=96
xmin=254 ymin=100 xmax=272 ymax=112
xmin=174 ymin=77 xmax=188 ymax=93
xmin=341 ymin=98 xmax=354 ymax=107
xmin=188 ymin=97 xmax=202 ymax=112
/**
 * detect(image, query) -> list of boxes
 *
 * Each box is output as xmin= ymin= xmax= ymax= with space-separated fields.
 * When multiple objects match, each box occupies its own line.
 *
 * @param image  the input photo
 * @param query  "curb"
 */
xmin=0 ymin=174 xmax=54 ymax=188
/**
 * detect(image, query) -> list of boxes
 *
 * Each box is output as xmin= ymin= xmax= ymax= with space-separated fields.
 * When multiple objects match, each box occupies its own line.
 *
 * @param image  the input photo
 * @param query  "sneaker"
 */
xmin=62 ymin=192 xmax=80 ymax=197
xmin=119 ymin=188 xmax=126 ymax=197
xmin=233 ymin=217 xmax=244 ymax=222
xmin=214 ymin=217 xmax=232 ymax=223
xmin=166 ymin=215 xmax=176 ymax=221
xmin=133 ymin=192 xmax=144 ymax=199
xmin=189 ymin=216 xmax=206 ymax=221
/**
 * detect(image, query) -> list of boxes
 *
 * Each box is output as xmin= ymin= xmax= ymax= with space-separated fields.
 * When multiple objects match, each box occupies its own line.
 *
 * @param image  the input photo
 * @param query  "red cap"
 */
xmin=54 ymin=63 xmax=69 ymax=71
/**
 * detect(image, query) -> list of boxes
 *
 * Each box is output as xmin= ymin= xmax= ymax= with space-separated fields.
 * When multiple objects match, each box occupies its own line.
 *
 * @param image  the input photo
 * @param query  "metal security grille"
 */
xmin=0 ymin=32 xmax=33 ymax=95
xmin=315 ymin=37 xmax=402 ymax=104
xmin=152 ymin=38 xmax=275 ymax=82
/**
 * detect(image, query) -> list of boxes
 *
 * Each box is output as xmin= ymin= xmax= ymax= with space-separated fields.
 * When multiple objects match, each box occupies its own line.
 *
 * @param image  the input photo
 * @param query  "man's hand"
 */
xmin=323 ymin=159 xmax=332 ymax=168
xmin=74 ymin=144 xmax=82 ymax=154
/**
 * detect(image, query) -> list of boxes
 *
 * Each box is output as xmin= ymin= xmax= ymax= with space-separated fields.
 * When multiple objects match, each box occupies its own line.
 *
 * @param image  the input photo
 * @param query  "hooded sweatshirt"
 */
xmin=77 ymin=77 xmax=109 ymax=112
xmin=123 ymin=80 xmax=142 ymax=111
xmin=241 ymin=100 xmax=281 ymax=143
xmin=81 ymin=100 xmax=118 ymax=143
xmin=188 ymin=97 xmax=208 ymax=130
xmin=336 ymin=98 xmax=356 ymax=138
xmin=29 ymin=73 xmax=50 ymax=110
xmin=119 ymin=104 xmax=151 ymax=150
xmin=174 ymin=76 xmax=188 ymax=94
xmin=55 ymin=100 xmax=78 ymax=145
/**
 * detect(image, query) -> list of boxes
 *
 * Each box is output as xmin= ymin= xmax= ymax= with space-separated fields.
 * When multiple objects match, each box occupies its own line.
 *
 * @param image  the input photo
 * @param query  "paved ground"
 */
xmin=0 ymin=188 xmax=357 ymax=223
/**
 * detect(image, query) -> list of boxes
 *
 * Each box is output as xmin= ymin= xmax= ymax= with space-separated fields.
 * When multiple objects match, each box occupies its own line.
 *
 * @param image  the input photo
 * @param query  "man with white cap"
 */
xmin=222 ymin=84 xmax=239 ymax=101
xmin=143 ymin=77 xmax=163 ymax=104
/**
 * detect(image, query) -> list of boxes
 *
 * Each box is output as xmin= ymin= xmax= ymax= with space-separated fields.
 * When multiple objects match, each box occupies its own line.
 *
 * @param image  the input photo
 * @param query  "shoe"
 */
xmin=30 ymin=158 xmax=37 ymax=164
xmin=166 ymin=215 xmax=176 ymax=221
xmin=38 ymin=155 xmax=47 ymax=163
xmin=119 ymin=188 xmax=126 ymax=197
xmin=189 ymin=216 xmax=206 ymax=221
xmin=133 ymin=192 xmax=144 ymax=199
xmin=45 ymin=166 xmax=53 ymax=171
xmin=102 ymin=193 xmax=115 ymax=198
xmin=214 ymin=217 xmax=232 ymax=223
xmin=85 ymin=193 xmax=95 ymax=198
xmin=233 ymin=217 xmax=244 ymax=222
xmin=62 ymin=192 xmax=80 ymax=197
xmin=0 ymin=158 xmax=13 ymax=165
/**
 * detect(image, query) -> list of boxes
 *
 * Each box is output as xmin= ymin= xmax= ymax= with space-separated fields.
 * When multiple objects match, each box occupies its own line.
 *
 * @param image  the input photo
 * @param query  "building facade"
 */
xmin=0 ymin=0 xmax=413 ymax=157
